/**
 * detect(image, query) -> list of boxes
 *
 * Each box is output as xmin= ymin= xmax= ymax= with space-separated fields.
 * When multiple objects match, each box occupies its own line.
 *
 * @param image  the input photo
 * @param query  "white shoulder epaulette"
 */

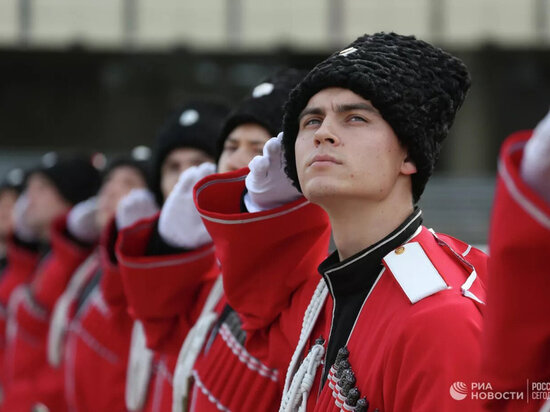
xmin=383 ymin=242 xmax=448 ymax=304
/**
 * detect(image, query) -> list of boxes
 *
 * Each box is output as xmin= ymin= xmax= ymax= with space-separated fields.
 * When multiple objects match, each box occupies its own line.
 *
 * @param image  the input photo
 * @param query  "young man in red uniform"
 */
xmin=116 ymin=69 xmax=310 ymax=412
xmin=44 ymin=151 xmax=151 ymax=412
xmin=195 ymin=32 xmax=488 ymax=411
xmin=114 ymin=100 xmax=230 ymax=412
xmin=482 ymin=110 xmax=550 ymax=411
xmin=0 ymin=154 xmax=101 ymax=412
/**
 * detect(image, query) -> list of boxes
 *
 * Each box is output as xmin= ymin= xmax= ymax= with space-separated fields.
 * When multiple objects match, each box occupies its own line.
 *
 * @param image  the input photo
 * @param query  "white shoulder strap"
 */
xmin=172 ymin=275 xmax=224 ymax=412
xmin=48 ymin=253 xmax=98 ymax=367
xmin=125 ymin=321 xmax=154 ymax=411
xmin=383 ymin=242 xmax=448 ymax=304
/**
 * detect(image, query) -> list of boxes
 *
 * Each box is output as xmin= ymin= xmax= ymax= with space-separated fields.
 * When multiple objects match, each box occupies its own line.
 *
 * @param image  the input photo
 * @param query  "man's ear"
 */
xmin=401 ymin=156 xmax=417 ymax=176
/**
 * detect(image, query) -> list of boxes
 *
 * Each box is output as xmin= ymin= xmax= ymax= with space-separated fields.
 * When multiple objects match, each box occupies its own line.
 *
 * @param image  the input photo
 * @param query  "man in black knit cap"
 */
xmin=195 ymin=33 xmax=488 ymax=411
xmin=0 ymin=153 xmax=101 ymax=410
xmin=116 ymin=69 xmax=309 ymax=412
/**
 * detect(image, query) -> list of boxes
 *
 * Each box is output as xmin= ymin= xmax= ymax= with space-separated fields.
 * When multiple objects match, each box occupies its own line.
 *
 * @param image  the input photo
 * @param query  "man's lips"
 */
xmin=308 ymin=154 xmax=342 ymax=166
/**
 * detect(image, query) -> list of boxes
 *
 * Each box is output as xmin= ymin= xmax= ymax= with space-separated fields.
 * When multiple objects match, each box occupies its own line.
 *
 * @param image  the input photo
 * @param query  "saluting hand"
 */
xmin=521 ymin=109 xmax=550 ymax=203
xmin=67 ymin=196 xmax=100 ymax=243
xmin=12 ymin=193 xmax=38 ymax=242
xmin=158 ymin=162 xmax=216 ymax=249
xmin=245 ymin=132 xmax=301 ymax=213
xmin=115 ymin=188 xmax=159 ymax=230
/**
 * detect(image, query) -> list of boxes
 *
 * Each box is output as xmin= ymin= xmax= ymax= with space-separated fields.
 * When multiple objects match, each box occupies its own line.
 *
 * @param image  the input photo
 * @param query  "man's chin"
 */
xmin=303 ymin=184 xmax=343 ymax=205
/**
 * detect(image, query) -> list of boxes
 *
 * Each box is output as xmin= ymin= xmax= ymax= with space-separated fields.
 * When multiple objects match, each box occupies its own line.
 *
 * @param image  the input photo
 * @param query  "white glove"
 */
xmin=116 ymin=189 xmax=159 ymax=230
xmin=12 ymin=193 xmax=38 ymax=242
xmin=67 ymin=197 xmax=100 ymax=243
xmin=521 ymin=109 xmax=550 ymax=203
xmin=244 ymin=133 xmax=301 ymax=213
xmin=158 ymin=162 xmax=216 ymax=249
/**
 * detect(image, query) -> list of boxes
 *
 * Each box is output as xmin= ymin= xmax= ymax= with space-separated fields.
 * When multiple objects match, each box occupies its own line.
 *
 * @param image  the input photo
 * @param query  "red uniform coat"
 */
xmin=195 ymin=168 xmax=488 ymax=412
xmin=482 ymin=130 xmax=550 ymax=411
xmin=2 ymin=216 xmax=93 ymax=412
xmin=62 ymin=220 xmax=134 ymax=412
xmin=187 ymin=294 xmax=282 ymax=412
xmin=117 ymin=214 xmax=220 ymax=411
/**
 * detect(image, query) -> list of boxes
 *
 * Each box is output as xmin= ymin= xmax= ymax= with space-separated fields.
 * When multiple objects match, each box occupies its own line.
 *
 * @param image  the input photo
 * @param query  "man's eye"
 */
xmin=163 ymin=162 xmax=180 ymax=173
xmin=224 ymin=145 xmax=237 ymax=152
xmin=349 ymin=115 xmax=367 ymax=123
xmin=304 ymin=118 xmax=321 ymax=127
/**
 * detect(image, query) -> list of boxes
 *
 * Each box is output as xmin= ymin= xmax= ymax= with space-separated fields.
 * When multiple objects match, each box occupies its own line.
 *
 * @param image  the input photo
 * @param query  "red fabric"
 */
xmin=190 ymin=296 xmax=282 ymax=412
xmin=32 ymin=217 xmax=95 ymax=311
xmin=0 ymin=236 xmax=41 ymax=390
xmin=1 ymin=216 xmax=93 ymax=412
xmin=63 ymin=219 xmax=133 ymax=412
xmin=195 ymin=168 xmax=488 ymax=411
xmin=306 ymin=228 xmax=487 ymax=412
xmin=116 ymin=214 xmax=221 ymax=409
xmin=0 ymin=236 xmax=41 ymax=305
xmin=140 ymin=354 xmax=176 ymax=412
xmin=195 ymin=168 xmax=332 ymax=374
xmin=482 ymin=130 xmax=550 ymax=411
xmin=117 ymin=214 xmax=219 ymax=358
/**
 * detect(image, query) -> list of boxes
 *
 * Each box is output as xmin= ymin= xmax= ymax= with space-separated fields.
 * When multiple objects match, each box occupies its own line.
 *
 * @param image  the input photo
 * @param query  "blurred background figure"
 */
xmin=0 ymin=153 xmax=101 ymax=412
xmin=52 ymin=147 xmax=151 ymax=412
xmin=0 ymin=169 xmax=24 ymax=273
xmin=111 ymin=99 xmax=230 ymax=412
xmin=150 ymin=100 xmax=230 ymax=205
xmin=482 ymin=109 xmax=550 ymax=411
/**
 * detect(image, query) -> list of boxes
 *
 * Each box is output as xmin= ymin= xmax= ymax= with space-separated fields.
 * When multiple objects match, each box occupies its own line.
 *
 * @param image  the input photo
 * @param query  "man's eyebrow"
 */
xmin=298 ymin=107 xmax=324 ymax=122
xmin=249 ymin=140 xmax=267 ymax=145
xmin=335 ymin=103 xmax=378 ymax=114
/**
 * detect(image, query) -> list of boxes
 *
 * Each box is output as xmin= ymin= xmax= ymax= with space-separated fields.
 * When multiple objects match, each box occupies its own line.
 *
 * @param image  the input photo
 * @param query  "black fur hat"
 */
xmin=282 ymin=32 xmax=471 ymax=203
xmin=216 ymin=68 xmax=308 ymax=161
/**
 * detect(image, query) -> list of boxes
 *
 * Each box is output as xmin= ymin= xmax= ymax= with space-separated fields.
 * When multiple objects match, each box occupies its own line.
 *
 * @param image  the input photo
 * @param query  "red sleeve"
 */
xmin=97 ymin=219 xmax=125 ymax=308
xmin=384 ymin=298 xmax=485 ymax=412
xmin=31 ymin=216 xmax=94 ymax=311
xmin=116 ymin=214 xmax=219 ymax=357
xmin=0 ymin=237 xmax=41 ymax=305
xmin=194 ymin=168 xmax=331 ymax=370
xmin=481 ymin=131 xmax=550 ymax=410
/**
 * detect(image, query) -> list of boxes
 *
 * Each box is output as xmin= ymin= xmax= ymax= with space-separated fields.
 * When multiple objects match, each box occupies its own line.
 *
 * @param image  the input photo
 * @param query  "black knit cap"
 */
xmin=0 ymin=168 xmax=25 ymax=195
xmin=216 ymin=68 xmax=308 ymax=161
xmin=33 ymin=153 xmax=102 ymax=205
xmin=152 ymin=100 xmax=230 ymax=204
xmin=102 ymin=146 xmax=151 ymax=189
xmin=282 ymin=32 xmax=471 ymax=203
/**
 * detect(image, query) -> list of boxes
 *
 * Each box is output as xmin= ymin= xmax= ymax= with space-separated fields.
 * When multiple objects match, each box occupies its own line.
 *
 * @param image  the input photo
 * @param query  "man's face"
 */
xmin=218 ymin=123 xmax=271 ymax=174
xmin=25 ymin=173 xmax=71 ymax=237
xmin=294 ymin=88 xmax=416 ymax=206
xmin=97 ymin=166 xmax=147 ymax=230
xmin=0 ymin=189 xmax=17 ymax=240
xmin=161 ymin=148 xmax=214 ymax=199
